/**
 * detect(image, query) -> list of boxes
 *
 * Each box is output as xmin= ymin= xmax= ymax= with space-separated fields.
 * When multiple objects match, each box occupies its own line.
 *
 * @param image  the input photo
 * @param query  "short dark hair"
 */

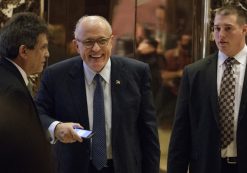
xmin=215 ymin=5 xmax=247 ymax=25
xmin=0 ymin=12 xmax=48 ymax=60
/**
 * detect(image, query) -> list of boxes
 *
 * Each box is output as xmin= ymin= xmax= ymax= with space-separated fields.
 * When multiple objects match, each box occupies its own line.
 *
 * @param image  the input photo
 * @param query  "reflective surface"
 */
xmin=0 ymin=0 xmax=195 ymax=172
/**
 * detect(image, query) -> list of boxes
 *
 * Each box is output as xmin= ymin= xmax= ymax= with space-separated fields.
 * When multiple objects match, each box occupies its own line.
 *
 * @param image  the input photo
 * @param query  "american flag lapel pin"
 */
xmin=116 ymin=80 xmax=121 ymax=85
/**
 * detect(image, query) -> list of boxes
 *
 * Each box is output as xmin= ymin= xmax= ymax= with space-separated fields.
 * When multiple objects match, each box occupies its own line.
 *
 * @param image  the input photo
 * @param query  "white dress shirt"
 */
xmin=49 ymin=59 xmax=113 ymax=159
xmin=217 ymin=45 xmax=247 ymax=157
xmin=84 ymin=59 xmax=112 ymax=159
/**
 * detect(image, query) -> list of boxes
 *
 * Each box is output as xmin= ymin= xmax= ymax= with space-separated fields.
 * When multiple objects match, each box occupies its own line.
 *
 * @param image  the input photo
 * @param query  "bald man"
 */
xmin=35 ymin=15 xmax=160 ymax=173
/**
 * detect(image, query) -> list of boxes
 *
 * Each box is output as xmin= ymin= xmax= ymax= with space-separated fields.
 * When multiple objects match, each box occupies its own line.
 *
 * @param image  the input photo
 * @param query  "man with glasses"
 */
xmin=35 ymin=15 xmax=160 ymax=173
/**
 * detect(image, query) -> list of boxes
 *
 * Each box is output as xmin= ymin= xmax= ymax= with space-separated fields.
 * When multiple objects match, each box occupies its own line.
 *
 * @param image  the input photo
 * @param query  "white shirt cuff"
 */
xmin=48 ymin=121 xmax=61 ymax=144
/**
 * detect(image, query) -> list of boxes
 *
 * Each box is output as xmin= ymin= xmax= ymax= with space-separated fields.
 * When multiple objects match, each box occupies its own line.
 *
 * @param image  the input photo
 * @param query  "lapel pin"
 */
xmin=116 ymin=80 xmax=121 ymax=85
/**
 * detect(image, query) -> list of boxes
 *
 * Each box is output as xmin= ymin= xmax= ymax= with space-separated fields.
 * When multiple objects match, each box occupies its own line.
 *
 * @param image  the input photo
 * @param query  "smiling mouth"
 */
xmin=90 ymin=55 xmax=103 ymax=59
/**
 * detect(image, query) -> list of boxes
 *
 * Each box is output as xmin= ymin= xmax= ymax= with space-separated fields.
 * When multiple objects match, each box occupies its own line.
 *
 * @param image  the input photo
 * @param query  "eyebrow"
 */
xmin=83 ymin=36 xmax=109 ymax=40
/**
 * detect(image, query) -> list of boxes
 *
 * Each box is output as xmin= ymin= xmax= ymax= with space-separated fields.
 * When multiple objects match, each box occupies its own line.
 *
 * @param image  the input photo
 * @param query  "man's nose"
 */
xmin=218 ymin=29 xmax=226 ymax=38
xmin=45 ymin=49 xmax=50 ymax=59
xmin=91 ymin=42 xmax=101 ymax=51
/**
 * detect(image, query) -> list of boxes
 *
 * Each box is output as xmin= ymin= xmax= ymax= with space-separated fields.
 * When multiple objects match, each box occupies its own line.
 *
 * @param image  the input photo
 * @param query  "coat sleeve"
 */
xmin=139 ymin=65 xmax=161 ymax=173
xmin=35 ymin=68 xmax=57 ymax=130
xmin=0 ymin=88 xmax=54 ymax=173
xmin=167 ymin=66 xmax=190 ymax=173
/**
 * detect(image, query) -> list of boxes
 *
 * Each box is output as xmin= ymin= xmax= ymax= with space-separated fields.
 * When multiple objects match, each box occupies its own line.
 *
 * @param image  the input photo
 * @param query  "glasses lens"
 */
xmin=83 ymin=40 xmax=94 ymax=48
xmin=97 ymin=38 xmax=109 ymax=46
xmin=80 ymin=36 xmax=111 ymax=48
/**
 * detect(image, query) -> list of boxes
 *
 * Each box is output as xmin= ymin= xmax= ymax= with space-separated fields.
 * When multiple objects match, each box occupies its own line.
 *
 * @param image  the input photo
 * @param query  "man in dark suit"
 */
xmin=35 ymin=15 xmax=160 ymax=173
xmin=0 ymin=12 xmax=54 ymax=172
xmin=167 ymin=5 xmax=247 ymax=173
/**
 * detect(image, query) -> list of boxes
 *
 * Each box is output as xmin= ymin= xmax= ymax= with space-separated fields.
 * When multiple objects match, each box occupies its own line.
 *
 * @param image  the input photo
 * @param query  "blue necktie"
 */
xmin=92 ymin=74 xmax=107 ymax=170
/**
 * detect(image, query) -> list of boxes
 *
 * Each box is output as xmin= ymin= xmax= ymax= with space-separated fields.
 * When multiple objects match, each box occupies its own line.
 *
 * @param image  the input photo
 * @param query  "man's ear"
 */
xmin=110 ymin=35 xmax=114 ymax=44
xmin=72 ymin=39 xmax=80 ymax=52
xmin=18 ymin=45 xmax=28 ymax=59
xmin=243 ymin=24 xmax=247 ymax=35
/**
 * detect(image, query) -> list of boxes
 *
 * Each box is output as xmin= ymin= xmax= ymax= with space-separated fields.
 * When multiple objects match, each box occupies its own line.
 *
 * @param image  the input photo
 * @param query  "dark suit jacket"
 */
xmin=167 ymin=53 xmax=247 ymax=173
xmin=35 ymin=56 xmax=160 ymax=173
xmin=0 ymin=58 xmax=54 ymax=173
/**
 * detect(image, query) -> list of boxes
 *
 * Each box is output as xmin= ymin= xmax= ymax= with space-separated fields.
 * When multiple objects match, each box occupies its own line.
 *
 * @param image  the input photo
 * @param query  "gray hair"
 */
xmin=74 ymin=15 xmax=112 ymax=38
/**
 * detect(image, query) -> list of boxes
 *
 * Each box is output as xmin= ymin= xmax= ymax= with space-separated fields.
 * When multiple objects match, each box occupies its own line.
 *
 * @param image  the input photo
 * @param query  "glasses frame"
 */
xmin=75 ymin=36 xmax=112 ymax=49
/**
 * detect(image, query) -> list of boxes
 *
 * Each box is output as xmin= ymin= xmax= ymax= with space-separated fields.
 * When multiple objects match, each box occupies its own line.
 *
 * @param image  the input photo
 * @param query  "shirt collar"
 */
xmin=218 ymin=45 xmax=247 ymax=67
xmin=5 ymin=58 xmax=29 ymax=85
xmin=83 ymin=58 xmax=111 ymax=85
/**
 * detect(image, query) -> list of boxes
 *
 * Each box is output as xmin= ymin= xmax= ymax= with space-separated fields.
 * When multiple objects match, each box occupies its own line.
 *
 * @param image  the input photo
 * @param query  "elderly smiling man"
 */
xmin=35 ymin=15 xmax=160 ymax=173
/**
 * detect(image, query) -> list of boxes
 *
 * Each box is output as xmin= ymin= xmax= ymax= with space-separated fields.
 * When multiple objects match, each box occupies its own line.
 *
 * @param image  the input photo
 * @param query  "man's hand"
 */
xmin=55 ymin=122 xmax=83 ymax=143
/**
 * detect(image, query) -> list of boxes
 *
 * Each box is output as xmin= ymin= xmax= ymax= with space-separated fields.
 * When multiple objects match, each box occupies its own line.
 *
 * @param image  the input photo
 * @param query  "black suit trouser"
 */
xmin=89 ymin=160 xmax=114 ymax=173
xmin=221 ymin=158 xmax=238 ymax=173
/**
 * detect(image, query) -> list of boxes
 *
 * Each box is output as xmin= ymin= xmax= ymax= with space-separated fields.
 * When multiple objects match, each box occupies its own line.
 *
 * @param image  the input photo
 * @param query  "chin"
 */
xmin=94 ymin=68 xmax=103 ymax=72
xmin=91 ymin=64 xmax=104 ymax=72
xmin=34 ymin=70 xmax=43 ymax=75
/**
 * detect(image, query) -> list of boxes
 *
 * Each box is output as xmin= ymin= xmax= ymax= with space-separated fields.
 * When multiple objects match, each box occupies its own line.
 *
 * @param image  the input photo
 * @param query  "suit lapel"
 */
xmin=0 ymin=58 xmax=41 ymax=123
xmin=110 ymin=57 xmax=126 ymax=140
xmin=0 ymin=58 xmax=27 ymax=87
xmin=207 ymin=54 xmax=220 ymax=127
xmin=0 ymin=58 xmax=34 ymax=100
xmin=68 ymin=58 xmax=89 ymax=129
xmin=238 ymin=63 xmax=247 ymax=121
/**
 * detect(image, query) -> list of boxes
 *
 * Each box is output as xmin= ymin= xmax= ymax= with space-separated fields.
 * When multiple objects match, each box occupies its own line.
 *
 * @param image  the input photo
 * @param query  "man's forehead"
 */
xmin=214 ymin=14 xmax=237 ymax=23
xmin=83 ymin=36 xmax=109 ymax=40
xmin=214 ymin=23 xmax=233 ymax=26
xmin=215 ymin=13 xmax=237 ymax=18
xmin=81 ymin=18 xmax=106 ymax=28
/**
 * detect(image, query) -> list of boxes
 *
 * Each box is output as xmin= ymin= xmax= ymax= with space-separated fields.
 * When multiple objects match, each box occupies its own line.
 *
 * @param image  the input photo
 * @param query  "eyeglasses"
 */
xmin=75 ymin=36 xmax=112 ymax=49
